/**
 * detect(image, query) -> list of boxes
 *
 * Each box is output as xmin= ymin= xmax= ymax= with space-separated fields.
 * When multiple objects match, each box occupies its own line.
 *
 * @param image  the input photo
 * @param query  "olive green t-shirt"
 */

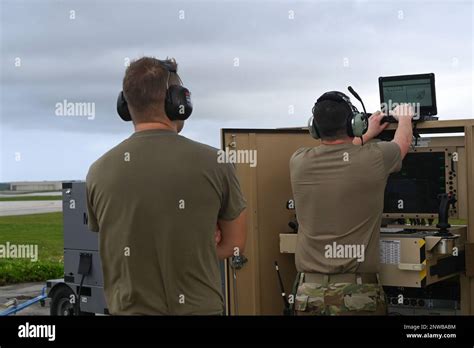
xmin=86 ymin=129 xmax=246 ymax=315
xmin=290 ymin=141 xmax=402 ymax=274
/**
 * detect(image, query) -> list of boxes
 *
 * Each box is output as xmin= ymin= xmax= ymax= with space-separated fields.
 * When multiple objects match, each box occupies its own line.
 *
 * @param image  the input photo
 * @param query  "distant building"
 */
xmin=7 ymin=181 xmax=63 ymax=192
xmin=0 ymin=183 xmax=10 ymax=191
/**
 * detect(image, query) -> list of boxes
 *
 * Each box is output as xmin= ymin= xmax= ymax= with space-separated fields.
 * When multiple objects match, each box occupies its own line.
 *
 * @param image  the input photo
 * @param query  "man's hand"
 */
xmin=366 ymin=111 xmax=390 ymax=138
xmin=353 ymin=111 xmax=388 ymax=145
xmin=392 ymin=103 xmax=414 ymax=159
xmin=391 ymin=104 xmax=414 ymax=122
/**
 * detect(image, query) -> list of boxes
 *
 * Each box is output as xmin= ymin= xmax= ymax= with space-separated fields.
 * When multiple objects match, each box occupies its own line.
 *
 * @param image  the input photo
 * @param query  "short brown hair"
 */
xmin=313 ymin=100 xmax=351 ymax=140
xmin=122 ymin=57 xmax=179 ymax=122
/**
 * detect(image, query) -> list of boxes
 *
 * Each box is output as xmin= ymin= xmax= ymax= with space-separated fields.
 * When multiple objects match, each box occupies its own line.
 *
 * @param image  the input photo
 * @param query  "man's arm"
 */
xmin=215 ymin=161 xmax=247 ymax=260
xmin=216 ymin=209 xmax=247 ymax=260
xmin=352 ymin=111 xmax=388 ymax=145
xmin=391 ymin=104 xmax=414 ymax=159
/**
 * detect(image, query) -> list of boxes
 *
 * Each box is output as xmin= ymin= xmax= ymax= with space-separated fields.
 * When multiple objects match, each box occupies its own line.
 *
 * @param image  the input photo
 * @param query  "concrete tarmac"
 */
xmin=0 ymin=282 xmax=50 ymax=315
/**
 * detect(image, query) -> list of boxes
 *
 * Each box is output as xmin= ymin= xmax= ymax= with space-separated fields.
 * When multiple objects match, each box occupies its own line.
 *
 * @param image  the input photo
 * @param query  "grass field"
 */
xmin=0 ymin=211 xmax=467 ymax=286
xmin=0 ymin=196 xmax=62 ymax=202
xmin=0 ymin=212 xmax=63 ymax=285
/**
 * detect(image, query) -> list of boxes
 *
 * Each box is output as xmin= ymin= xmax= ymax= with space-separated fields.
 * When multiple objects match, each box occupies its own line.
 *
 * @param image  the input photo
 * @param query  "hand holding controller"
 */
xmin=391 ymin=103 xmax=415 ymax=122
xmin=380 ymin=115 xmax=398 ymax=124
xmin=366 ymin=111 xmax=390 ymax=138
xmin=380 ymin=104 xmax=414 ymax=124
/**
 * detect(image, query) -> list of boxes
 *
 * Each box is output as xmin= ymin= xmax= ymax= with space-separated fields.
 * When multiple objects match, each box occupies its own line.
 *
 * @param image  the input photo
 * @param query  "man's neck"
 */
xmin=321 ymin=137 xmax=354 ymax=145
xmin=134 ymin=121 xmax=177 ymax=133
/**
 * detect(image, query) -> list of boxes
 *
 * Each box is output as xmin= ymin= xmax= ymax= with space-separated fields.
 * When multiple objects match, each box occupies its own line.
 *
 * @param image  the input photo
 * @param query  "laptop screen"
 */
xmin=379 ymin=73 xmax=437 ymax=118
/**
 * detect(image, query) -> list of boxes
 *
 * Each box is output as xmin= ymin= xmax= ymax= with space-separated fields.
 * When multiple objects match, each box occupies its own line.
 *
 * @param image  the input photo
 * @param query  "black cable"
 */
xmin=274 ymin=261 xmax=291 ymax=315
xmin=75 ymin=253 xmax=92 ymax=315
xmin=413 ymin=120 xmax=419 ymax=147
xmin=75 ymin=274 xmax=86 ymax=315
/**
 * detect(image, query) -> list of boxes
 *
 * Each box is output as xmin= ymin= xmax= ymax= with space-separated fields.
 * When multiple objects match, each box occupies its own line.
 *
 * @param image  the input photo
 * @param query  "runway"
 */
xmin=0 ymin=191 xmax=62 ymax=198
xmin=0 ymin=201 xmax=62 ymax=216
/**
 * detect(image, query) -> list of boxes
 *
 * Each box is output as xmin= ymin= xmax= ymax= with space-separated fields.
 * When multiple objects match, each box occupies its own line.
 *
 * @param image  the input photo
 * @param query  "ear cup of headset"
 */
xmin=165 ymin=85 xmax=193 ymax=121
xmin=350 ymin=112 xmax=369 ymax=137
xmin=308 ymin=116 xmax=320 ymax=139
xmin=117 ymin=91 xmax=132 ymax=122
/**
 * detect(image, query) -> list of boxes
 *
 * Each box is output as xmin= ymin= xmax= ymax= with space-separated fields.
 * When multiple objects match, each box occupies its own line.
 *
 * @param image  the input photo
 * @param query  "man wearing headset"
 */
xmin=86 ymin=57 xmax=247 ymax=315
xmin=290 ymin=91 xmax=413 ymax=315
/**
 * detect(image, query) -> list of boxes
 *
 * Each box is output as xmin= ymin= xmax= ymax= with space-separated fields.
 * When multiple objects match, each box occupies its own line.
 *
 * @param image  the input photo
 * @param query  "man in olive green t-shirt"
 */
xmin=86 ymin=57 xmax=247 ymax=315
xmin=290 ymin=92 xmax=413 ymax=315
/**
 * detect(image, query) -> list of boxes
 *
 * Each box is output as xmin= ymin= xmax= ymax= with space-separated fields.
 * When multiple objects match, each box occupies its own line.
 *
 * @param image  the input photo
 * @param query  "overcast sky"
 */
xmin=0 ymin=0 xmax=472 ymax=182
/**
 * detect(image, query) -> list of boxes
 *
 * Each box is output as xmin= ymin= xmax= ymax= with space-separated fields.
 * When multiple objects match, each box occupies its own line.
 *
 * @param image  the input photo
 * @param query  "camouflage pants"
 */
xmin=294 ymin=281 xmax=387 ymax=316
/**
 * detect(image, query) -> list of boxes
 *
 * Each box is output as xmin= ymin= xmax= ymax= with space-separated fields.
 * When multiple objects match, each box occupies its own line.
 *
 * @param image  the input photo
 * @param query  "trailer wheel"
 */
xmin=50 ymin=286 xmax=76 ymax=316
xmin=50 ymin=286 xmax=95 ymax=316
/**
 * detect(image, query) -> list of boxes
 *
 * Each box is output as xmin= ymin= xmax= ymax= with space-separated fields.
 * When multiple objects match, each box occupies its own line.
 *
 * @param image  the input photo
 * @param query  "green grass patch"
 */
xmin=0 ymin=260 xmax=63 ymax=285
xmin=0 ymin=195 xmax=61 ymax=201
xmin=0 ymin=212 xmax=64 ymax=285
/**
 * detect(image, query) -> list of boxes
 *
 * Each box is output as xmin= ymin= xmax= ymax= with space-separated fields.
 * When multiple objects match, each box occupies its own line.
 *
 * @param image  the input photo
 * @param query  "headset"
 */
xmin=308 ymin=91 xmax=368 ymax=140
xmin=116 ymin=59 xmax=193 ymax=122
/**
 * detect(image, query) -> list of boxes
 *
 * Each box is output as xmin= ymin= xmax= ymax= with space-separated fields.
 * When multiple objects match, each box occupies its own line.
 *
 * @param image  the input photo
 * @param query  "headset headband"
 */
xmin=316 ymin=91 xmax=358 ymax=115
xmin=157 ymin=58 xmax=177 ymax=73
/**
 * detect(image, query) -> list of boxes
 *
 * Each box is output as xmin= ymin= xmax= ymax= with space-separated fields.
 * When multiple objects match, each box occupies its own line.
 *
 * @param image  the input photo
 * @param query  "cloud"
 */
xmin=0 ymin=0 xmax=472 ymax=181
